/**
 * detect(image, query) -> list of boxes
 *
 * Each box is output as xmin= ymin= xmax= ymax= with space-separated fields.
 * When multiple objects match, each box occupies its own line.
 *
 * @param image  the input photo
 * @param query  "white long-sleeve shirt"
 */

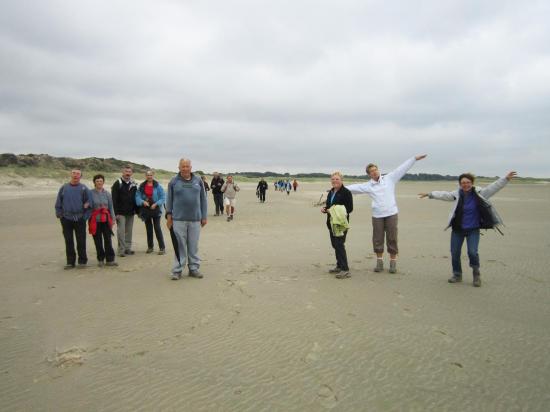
xmin=347 ymin=157 xmax=416 ymax=218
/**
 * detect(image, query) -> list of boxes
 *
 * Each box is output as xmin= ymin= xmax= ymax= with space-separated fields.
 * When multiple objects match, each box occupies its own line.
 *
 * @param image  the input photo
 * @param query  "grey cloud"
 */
xmin=1 ymin=0 xmax=549 ymax=176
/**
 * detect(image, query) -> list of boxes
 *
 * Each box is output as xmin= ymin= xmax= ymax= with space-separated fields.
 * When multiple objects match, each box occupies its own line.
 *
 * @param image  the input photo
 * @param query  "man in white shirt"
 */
xmin=347 ymin=154 xmax=427 ymax=273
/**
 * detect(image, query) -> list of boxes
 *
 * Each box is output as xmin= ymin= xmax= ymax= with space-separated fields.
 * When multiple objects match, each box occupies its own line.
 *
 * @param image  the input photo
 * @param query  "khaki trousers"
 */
xmin=372 ymin=214 xmax=398 ymax=255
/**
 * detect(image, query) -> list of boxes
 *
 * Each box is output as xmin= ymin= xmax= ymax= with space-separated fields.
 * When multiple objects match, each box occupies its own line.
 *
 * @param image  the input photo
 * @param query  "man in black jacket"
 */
xmin=256 ymin=178 xmax=268 ymax=203
xmin=111 ymin=165 xmax=138 ymax=256
xmin=210 ymin=172 xmax=225 ymax=216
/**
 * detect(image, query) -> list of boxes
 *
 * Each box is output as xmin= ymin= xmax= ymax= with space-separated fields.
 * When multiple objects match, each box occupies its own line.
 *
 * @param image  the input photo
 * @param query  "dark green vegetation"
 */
xmin=1 ymin=153 xmax=546 ymax=183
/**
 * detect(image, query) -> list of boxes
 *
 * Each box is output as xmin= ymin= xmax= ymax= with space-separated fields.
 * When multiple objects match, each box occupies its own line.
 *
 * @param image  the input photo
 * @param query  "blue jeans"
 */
xmin=450 ymin=228 xmax=480 ymax=275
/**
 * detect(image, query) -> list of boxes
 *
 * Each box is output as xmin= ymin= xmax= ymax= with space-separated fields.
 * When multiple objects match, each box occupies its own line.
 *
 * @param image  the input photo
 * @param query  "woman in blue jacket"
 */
xmin=135 ymin=170 xmax=166 ymax=254
xmin=419 ymin=171 xmax=517 ymax=287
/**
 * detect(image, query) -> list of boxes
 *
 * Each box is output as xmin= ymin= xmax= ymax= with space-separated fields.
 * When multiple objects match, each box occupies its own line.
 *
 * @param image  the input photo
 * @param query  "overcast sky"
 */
xmin=1 ymin=0 xmax=549 ymax=176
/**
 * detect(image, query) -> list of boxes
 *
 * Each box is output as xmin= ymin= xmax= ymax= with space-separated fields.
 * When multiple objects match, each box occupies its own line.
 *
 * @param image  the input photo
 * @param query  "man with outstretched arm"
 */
xmin=347 ymin=154 xmax=427 ymax=273
xmin=165 ymin=158 xmax=208 ymax=280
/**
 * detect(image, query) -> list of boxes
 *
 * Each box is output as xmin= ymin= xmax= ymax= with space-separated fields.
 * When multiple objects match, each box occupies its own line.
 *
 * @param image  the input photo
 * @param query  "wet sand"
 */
xmin=1 ymin=181 xmax=549 ymax=411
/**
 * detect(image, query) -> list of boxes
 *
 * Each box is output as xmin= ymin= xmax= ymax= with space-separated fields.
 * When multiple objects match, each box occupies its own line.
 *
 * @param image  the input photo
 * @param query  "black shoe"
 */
xmin=336 ymin=271 xmax=351 ymax=279
xmin=146 ymin=248 xmax=154 ymax=254
xmin=158 ymin=249 xmax=166 ymax=255
xmin=64 ymin=264 xmax=75 ymax=270
xmin=106 ymin=261 xmax=118 ymax=267
xmin=448 ymin=274 xmax=462 ymax=283
xmin=473 ymin=268 xmax=481 ymax=287
xmin=328 ymin=267 xmax=342 ymax=274
xmin=125 ymin=250 xmax=135 ymax=255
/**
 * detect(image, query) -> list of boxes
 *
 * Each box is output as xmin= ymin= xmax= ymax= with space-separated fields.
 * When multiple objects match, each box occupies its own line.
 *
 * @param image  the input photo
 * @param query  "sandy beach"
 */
xmin=1 ymin=180 xmax=549 ymax=411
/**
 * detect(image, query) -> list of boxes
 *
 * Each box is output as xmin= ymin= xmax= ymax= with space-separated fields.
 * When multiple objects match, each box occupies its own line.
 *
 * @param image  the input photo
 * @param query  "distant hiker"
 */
xmin=257 ymin=178 xmax=268 ymax=203
xmin=166 ymin=158 xmax=208 ymax=280
xmin=89 ymin=174 xmax=117 ymax=267
xmin=285 ymin=180 xmax=291 ymax=195
xmin=347 ymin=155 xmax=427 ymax=273
xmin=293 ymin=179 xmax=298 ymax=192
xmin=201 ymin=175 xmax=210 ymax=192
xmin=135 ymin=170 xmax=166 ymax=255
xmin=221 ymin=175 xmax=240 ymax=221
xmin=210 ymin=172 xmax=225 ymax=216
xmin=321 ymin=171 xmax=353 ymax=279
xmin=419 ymin=171 xmax=517 ymax=287
xmin=54 ymin=168 xmax=92 ymax=269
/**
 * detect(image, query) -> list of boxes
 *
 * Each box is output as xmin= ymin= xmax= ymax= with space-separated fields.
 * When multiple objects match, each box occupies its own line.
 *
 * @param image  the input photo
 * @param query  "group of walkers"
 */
xmin=55 ymin=155 xmax=516 ymax=288
xmin=273 ymin=179 xmax=298 ymax=194
xmin=55 ymin=165 xmax=167 ymax=269
xmin=322 ymin=154 xmax=516 ymax=287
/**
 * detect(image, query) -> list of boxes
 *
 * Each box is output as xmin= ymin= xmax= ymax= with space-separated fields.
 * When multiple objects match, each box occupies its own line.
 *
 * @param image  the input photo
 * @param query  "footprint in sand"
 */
xmin=304 ymin=342 xmax=321 ymax=364
xmin=433 ymin=328 xmax=454 ymax=344
xmin=317 ymin=384 xmax=338 ymax=409
xmin=328 ymin=320 xmax=343 ymax=333
xmin=47 ymin=347 xmax=86 ymax=368
xmin=402 ymin=307 xmax=414 ymax=318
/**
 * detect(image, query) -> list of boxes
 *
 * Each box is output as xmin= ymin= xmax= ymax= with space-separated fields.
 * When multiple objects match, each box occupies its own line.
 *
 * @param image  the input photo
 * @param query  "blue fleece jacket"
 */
xmin=55 ymin=183 xmax=92 ymax=221
xmin=166 ymin=174 xmax=207 ymax=221
xmin=135 ymin=180 xmax=166 ymax=209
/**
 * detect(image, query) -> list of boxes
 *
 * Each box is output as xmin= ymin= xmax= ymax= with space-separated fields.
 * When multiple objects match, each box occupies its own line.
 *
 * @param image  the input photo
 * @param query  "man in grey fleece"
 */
xmin=54 ymin=168 xmax=92 ymax=269
xmin=166 ymin=158 xmax=208 ymax=280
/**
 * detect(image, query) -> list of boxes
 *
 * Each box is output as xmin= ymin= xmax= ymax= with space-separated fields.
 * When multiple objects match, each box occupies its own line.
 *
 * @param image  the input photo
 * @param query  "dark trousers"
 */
xmin=259 ymin=190 xmax=266 ymax=202
xmin=60 ymin=218 xmax=87 ymax=265
xmin=144 ymin=216 xmax=165 ymax=250
xmin=92 ymin=221 xmax=115 ymax=262
xmin=450 ymin=228 xmax=480 ymax=275
xmin=213 ymin=193 xmax=224 ymax=214
xmin=329 ymin=227 xmax=349 ymax=271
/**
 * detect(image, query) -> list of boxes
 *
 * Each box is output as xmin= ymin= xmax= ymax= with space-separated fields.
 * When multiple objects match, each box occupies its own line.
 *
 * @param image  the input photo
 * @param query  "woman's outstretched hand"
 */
xmin=506 ymin=171 xmax=517 ymax=180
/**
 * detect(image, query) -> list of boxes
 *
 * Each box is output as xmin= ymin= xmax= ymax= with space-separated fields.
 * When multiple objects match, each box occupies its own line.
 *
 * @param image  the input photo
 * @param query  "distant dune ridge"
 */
xmin=0 ymin=153 xmax=153 ymax=173
xmin=1 ymin=153 xmax=547 ymax=182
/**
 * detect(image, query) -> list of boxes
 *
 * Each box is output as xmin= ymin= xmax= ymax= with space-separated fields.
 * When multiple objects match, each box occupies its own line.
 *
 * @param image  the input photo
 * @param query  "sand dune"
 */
xmin=1 ymin=181 xmax=549 ymax=411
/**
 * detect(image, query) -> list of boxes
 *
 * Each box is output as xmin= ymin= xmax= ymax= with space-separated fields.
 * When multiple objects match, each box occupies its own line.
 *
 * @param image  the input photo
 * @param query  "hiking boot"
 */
xmin=158 ymin=249 xmax=166 ymax=255
xmin=389 ymin=260 xmax=397 ymax=274
xmin=473 ymin=268 xmax=481 ymax=287
xmin=374 ymin=259 xmax=384 ymax=272
xmin=328 ymin=267 xmax=342 ymax=274
xmin=171 ymin=272 xmax=182 ymax=280
xmin=189 ymin=270 xmax=203 ymax=279
xmin=64 ymin=264 xmax=75 ymax=270
xmin=146 ymin=248 xmax=154 ymax=254
xmin=125 ymin=250 xmax=135 ymax=255
xmin=336 ymin=271 xmax=351 ymax=279
xmin=448 ymin=274 xmax=462 ymax=283
xmin=97 ymin=261 xmax=105 ymax=267
xmin=227 ymin=216 xmax=231 ymax=222
xmin=229 ymin=215 xmax=234 ymax=220
xmin=106 ymin=261 xmax=118 ymax=267
xmin=77 ymin=263 xmax=87 ymax=269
